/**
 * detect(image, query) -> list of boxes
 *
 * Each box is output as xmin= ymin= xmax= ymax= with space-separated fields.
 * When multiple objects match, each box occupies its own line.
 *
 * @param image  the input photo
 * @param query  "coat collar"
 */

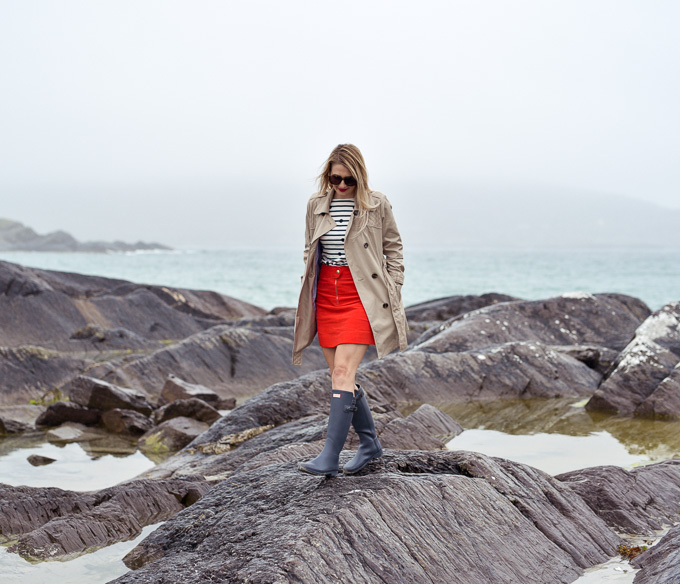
xmin=311 ymin=190 xmax=334 ymax=215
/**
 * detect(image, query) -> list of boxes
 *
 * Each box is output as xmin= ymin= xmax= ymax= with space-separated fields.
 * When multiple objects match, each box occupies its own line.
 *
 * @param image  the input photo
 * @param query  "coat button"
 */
xmin=353 ymin=210 xmax=359 ymax=215
xmin=371 ymin=273 xmax=378 ymax=279
xmin=382 ymin=303 xmax=389 ymax=308
xmin=364 ymin=243 xmax=368 ymax=248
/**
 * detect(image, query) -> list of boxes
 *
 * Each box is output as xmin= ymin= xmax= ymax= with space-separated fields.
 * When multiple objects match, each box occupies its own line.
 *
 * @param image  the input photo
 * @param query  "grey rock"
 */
xmin=0 ymin=416 xmax=32 ymax=435
xmin=405 ymin=293 xmax=520 ymax=342
xmin=1 ymin=477 xmax=210 ymax=561
xmin=0 ymin=405 xmax=44 ymax=435
xmin=45 ymin=422 xmax=107 ymax=444
xmin=158 ymin=375 xmax=235 ymax=410
xmin=556 ymin=460 xmax=680 ymax=535
xmin=0 ymin=346 xmax=90 ymax=406
xmin=587 ymin=302 xmax=680 ymax=418
xmin=35 ymin=400 xmax=101 ymax=427
xmin=632 ymin=525 xmax=680 ymax=584
xmin=0 ymin=404 xmax=45 ymax=427
xmin=377 ymin=403 xmax=463 ymax=451
xmin=551 ymin=344 xmax=619 ymax=375
xmin=138 ymin=417 xmax=210 ymax=454
xmin=66 ymin=376 xmax=154 ymax=416
xmin=113 ymin=451 xmax=620 ymax=584
xmin=70 ymin=324 xmax=155 ymax=350
xmin=0 ymin=260 xmax=263 ymax=351
xmin=412 ymin=292 xmax=649 ymax=353
xmin=153 ymin=398 xmax=221 ymax=426
xmin=86 ymin=323 xmax=328 ymax=402
xmin=101 ymin=409 xmax=154 ymax=436
xmin=361 ymin=340 xmax=602 ymax=405
xmin=27 ymin=454 xmax=56 ymax=466
xmin=405 ymin=292 xmax=518 ymax=323
xmin=159 ymin=375 xmax=223 ymax=407
xmin=0 ymin=259 xmax=266 ymax=405
xmin=635 ymin=363 xmax=680 ymax=419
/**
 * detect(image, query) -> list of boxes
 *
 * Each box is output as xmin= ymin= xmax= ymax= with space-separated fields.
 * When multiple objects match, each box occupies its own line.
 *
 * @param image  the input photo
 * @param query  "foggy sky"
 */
xmin=1 ymin=1 xmax=678 ymax=248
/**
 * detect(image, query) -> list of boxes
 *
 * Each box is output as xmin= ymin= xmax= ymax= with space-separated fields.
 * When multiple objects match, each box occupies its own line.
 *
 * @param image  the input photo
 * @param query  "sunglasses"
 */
xmin=329 ymin=174 xmax=357 ymax=187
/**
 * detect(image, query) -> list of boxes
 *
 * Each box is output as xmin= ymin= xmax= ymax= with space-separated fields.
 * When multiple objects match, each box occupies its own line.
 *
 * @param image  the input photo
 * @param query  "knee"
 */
xmin=332 ymin=364 xmax=352 ymax=385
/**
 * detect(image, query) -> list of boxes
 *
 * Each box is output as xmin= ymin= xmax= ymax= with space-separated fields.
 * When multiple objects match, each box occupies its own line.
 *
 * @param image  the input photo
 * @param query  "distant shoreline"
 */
xmin=0 ymin=218 xmax=171 ymax=253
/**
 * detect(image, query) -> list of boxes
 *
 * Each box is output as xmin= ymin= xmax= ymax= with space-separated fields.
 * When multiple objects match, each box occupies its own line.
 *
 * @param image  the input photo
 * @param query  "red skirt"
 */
xmin=316 ymin=264 xmax=375 ymax=348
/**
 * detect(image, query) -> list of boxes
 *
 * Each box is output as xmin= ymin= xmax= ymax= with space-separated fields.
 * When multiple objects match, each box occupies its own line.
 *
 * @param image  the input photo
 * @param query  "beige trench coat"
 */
xmin=292 ymin=189 xmax=408 ymax=365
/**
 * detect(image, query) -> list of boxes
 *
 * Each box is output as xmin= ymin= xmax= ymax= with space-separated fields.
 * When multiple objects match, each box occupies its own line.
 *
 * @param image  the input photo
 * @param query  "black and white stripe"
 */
xmin=320 ymin=199 xmax=355 ymax=266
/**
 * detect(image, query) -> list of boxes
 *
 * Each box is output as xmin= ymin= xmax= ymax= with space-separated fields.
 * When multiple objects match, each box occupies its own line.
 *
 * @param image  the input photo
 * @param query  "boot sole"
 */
xmin=298 ymin=463 xmax=338 ymax=478
xmin=342 ymin=451 xmax=383 ymax=475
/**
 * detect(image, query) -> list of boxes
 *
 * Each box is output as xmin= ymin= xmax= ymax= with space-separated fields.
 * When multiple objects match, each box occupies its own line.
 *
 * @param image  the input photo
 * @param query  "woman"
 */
xmin=293 ymin=144 xmax=408 ymax=477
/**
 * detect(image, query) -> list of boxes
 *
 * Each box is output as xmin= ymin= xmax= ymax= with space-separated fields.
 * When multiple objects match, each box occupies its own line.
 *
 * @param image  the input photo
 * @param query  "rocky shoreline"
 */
xmin=1 ymin=259 xmax=679 ymax=583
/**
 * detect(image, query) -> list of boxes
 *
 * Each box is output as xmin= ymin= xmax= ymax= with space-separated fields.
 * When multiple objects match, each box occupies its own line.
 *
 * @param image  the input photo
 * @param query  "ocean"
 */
xmin=0 ymin=246 xmax=678 ymax=311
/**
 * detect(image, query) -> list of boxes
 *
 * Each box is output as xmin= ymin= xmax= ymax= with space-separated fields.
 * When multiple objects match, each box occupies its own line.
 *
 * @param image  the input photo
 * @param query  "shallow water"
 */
xmin=573 ymin=557 xmax=638 ymax=583
xmin=442 ymin=398 xmax=680 ymax=475
xmin=0 ymin=522 xmax=161 ymax=584
xmin=0 ymin=438 xmax=155 ymax=491
xmin=448 ymin=428 xmax=649 ymax=476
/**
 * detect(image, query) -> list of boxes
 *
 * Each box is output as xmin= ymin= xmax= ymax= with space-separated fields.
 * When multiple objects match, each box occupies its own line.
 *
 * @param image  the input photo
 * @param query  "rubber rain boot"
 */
xmin=343 ymin=385 xmax=383 ymax=474
xmin=298 ymin=389 xmax=357 ymax=477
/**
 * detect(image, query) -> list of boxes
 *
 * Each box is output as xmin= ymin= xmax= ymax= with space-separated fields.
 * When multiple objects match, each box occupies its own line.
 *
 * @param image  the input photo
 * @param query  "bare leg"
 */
xmin=321 ymin=346 xmax=336 ymax=374
xmin=329 ymin=343 xmax=368 ymax=394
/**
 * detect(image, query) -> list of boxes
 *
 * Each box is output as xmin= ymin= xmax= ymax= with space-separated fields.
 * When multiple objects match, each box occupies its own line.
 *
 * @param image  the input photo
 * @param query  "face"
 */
xmin=329 ymin=163 xmax=357 ymax=199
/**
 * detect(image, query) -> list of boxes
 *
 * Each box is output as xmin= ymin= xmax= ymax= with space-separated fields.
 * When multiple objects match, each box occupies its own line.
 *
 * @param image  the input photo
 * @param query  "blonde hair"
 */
xmin=316 ymin=144 xmax=378 ymax=214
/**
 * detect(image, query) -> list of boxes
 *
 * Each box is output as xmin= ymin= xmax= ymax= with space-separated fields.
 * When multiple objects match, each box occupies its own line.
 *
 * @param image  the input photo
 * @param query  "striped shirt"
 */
xmin=320 ymin=199 xmax=355 ymax=266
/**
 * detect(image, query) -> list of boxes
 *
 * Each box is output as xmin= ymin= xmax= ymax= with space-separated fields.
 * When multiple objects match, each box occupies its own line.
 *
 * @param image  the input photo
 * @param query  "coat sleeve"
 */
xmin=303 ymin=198 xmax=314 ymax=265
xmin=382 ymin=197 xmax=405 ymax=286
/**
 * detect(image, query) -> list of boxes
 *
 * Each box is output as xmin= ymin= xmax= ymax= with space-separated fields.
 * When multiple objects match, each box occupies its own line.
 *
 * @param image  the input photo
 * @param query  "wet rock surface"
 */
xmin=0 ymin=405 xmax=44 ymax=436
xmin=45 ymin=422 xmax=109 ymax=444
xmin=587 ymin=302 xmax=680 ymax=419
xmin=412 ymin=292 xmax=649 ymax=352
xmin=35 ymin=400 xmax=102 ymax=427
xmin=66 ymin=376 xmax=154 ymax=416
xmin=113 ymin=451 xmax=621 ymax=584
xmin=0 ymin=477 xmax=209 ymax=561
xmin=0 ymin=260 xmax=263 ymax=351
xmin=85 ymin=323 xmax=328 ymax=401
xmin=0 ymin=416 xmax=32 ymax=435
xmin=26 ymin=454 xmax=56 ymax=466
xmin=102 ymin=409 xmax=155 ymax=436
xmin=138 ymin=417 xmax=210 ymax=455
xmin=405 ymin=293 xmax=519 ymax=339
xmin=633 ymin=524 xmax=680 ymax=584
xmin=0 ymin=346 xmax=91 ymax=406
xmin=153 ymin=398 xmax=221 ymax=426
xmin=556 ymin=460 xmax=680 ymax=535
xmin=159 ymin=375 xmax=225 ymax=408
xmin=0 ymin=260 xmax=265 ymax=404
